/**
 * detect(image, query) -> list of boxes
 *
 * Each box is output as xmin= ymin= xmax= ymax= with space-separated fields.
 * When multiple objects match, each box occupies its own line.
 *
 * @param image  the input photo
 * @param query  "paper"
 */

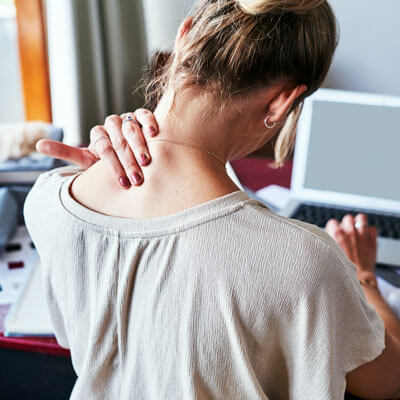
xmin=255 ymin=185 xmax=291 ymax=212
xmin=5 ymin=257 xmax=54 ymax=337
xmin=226 ymin=162 xmax=244 ymax=191
xmin=0 ymin=225 xmax=36 ymax=305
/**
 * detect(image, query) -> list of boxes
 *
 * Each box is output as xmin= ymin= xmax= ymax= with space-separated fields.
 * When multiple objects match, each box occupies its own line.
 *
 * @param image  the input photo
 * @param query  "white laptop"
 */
xmin=280 ymin=88 xmax=400 ymax=271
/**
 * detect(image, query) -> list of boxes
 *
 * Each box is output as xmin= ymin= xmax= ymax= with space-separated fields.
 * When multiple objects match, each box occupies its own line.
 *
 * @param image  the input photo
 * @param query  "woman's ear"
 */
xmin=175 ymin=18 xmax=193 ymax=49
xmin=267 ymin=84 xmax=307 ymax=124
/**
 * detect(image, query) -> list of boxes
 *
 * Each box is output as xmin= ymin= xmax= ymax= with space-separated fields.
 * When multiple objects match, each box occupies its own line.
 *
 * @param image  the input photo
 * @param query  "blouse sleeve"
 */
xmin=285 ymin=236 xmax=386 ymax=400
xmin=24 ymin=165 xmax=83 ymax=348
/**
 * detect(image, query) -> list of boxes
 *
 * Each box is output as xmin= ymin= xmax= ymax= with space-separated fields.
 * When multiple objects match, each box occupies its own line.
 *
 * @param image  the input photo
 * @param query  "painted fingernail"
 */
xmin=119 ymin=176 xmax=131 ymax=187
xmin=131 ymin=173 xmax=143 ymax=185
xmin=148 ymin=126 xmax=157 ymax=136
xmin=139 ymin=154 xmax=150 ymax=165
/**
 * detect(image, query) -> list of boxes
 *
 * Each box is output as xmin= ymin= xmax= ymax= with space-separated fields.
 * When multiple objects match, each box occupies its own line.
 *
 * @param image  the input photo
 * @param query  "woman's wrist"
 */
xmin=357 ymin=271 xmax=379 ymax=291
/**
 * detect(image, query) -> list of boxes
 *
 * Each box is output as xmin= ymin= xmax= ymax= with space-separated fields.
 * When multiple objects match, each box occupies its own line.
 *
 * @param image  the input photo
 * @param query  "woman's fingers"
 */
xmin=36 ymin=139 xmax=98 ymax=170
xmin=90 ymin=124 xmax=132 ymax=188
xmin=120 ymin=109 xmax=158 ymax=168
xmin=326 ymin=219 xmax=346 ymax=246
xmin=134 ymin=108 xmax=159 ymax=138
xmin=368 ymin=226 xmax=378 ymax=256
xmin=326 ymin=218 xmax=354 ymax=261
xmin=103 ymin=115 xmax=145 ymax=186
xmin=120 ymin=113 xmax=151 ymax=168
xmin=325 ymin=218 xmax=341 ymax=236
xmin=354 ymin=213 xmax=369 ymax=238
xmin=341 ymin=214 xmax=356 ymax=235
xmin=341 ymin=214 xmax=359 ymax=259
xmin=86 ymin=109 xmax=158 ymax=187
xmin=326 ymin=214 xmax=378 ymax=272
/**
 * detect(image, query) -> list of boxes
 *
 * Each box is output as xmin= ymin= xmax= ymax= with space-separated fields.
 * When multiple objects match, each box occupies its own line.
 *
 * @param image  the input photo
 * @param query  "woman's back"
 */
xmin=24 ymin=165 xmax=384 ymax=400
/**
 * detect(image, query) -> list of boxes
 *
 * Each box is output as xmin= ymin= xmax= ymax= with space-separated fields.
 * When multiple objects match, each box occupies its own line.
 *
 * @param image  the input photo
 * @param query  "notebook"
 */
xmin=4 ymin=254 xmax=54 ymax=337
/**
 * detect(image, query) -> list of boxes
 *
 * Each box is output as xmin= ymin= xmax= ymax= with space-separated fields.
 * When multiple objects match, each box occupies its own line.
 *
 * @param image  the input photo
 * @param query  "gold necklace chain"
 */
xmin=150 ymin=138 xmax=226 ymax=168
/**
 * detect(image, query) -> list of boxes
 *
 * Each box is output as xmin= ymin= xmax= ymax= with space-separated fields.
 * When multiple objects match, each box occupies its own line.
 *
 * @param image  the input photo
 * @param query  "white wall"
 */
xmin=0 ymin=7 xmax=23 ymax=122
xmin=144 ymin=0 xmax=400 ymax=97
xmin=325 ymin=0 xmax=400 ymax=96
xmin=46 ymin=0 xmax=81 ymax=146
xmin=142 ymin=0 xmax=195 ymax=54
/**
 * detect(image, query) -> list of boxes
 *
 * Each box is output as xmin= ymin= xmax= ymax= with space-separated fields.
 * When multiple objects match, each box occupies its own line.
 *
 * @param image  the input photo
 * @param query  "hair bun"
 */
xmin=237 ymin=0 xmax=325 ymax=15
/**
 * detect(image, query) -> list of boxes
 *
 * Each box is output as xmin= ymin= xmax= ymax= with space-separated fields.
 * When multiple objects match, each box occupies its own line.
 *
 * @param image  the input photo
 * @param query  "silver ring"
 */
xmin=354 ymin=221 xmax=368 ymax=229
xmin=122 ymin=115 xmax=137 ymax=126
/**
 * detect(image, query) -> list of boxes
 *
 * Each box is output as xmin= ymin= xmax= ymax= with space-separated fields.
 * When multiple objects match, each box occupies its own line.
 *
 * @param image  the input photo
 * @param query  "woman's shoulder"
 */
xmin=24 ymin=164 xmax=82 ymax=209
xmin=23 ymin=165 xmax=83 ymax=249
xmin=241 ymin=200 xmax=357 ymax=278
xmin=244 ymin=200 xmax=341 ymax=247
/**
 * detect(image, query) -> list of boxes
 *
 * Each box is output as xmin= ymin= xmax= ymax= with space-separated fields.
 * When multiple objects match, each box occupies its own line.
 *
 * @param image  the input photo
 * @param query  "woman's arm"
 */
xmin=36 ymin=109 xmax=159 ymax=187
xmin=326 ymin=214 xmax=400 ymax=341
xmin=326 ymin=214 xmax=400 ymax=398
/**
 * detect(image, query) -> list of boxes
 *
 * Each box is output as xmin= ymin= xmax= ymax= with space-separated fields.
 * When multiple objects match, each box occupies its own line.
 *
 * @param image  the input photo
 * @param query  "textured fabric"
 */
xmin=24 ymin=166 xmax=385 ymax=400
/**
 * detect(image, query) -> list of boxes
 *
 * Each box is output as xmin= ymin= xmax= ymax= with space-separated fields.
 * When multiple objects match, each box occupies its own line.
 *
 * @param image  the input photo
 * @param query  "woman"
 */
xmin=24 ymin=0 xmax=400 ymax=398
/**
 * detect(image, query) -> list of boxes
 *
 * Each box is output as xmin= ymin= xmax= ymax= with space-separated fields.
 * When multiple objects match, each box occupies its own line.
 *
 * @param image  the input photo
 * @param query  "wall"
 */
xmin=0 ymin=6 xmax=23 ymax=122
xmin=325 ymin=0 xmax=400 ymax=96
xmin=144 ymin=0 xmax=400 ymax=97
xmin=142 ymin=0 xmax=195 ymax=54
xmin=46 ymin=0 xmax=81 ymax=145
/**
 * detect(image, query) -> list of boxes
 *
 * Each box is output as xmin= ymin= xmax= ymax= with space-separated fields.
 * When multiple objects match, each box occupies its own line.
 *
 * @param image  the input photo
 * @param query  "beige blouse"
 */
xmin=24 ymin=166 xmax=385 ymax=400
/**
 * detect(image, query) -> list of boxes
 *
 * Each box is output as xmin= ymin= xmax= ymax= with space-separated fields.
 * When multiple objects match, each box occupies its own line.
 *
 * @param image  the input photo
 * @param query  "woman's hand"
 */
xmin=36 ymin=109 xmax=159 ymax=188
xmin=325 ymin=213 xmax=378 ymax=275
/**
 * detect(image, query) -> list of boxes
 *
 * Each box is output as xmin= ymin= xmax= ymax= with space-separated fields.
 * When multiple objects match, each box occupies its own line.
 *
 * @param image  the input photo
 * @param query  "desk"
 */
xmin=0 ymin=303 xmax=69 ymax=357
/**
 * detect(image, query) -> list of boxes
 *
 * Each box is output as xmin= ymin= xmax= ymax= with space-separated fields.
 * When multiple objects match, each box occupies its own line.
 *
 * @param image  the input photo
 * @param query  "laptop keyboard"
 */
xmin=292 ymin=204 xmax=400 ymax=239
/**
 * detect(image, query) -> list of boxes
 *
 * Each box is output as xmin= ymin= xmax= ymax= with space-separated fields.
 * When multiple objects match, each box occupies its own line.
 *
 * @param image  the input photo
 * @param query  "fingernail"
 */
xmin=139 ymin=154 xmax=150 ymax=165
xmin=148 ymin=126 xmax=157 ymax=136
xmin=119 ymin=176 xmax=131 ymax=187
xmin=131 ymin=172 xmax=143 ymax=185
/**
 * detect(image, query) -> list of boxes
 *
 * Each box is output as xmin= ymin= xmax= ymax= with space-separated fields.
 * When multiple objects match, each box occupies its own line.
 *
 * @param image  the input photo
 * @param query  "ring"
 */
xmin=122 ymin=115 xmax=137 ymax=126
xmin=354 ymin=221 xmax=368 ymax=229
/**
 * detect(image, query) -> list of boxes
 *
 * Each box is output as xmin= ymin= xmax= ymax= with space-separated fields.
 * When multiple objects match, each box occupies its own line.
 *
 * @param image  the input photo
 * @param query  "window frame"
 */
xmin=15 ymin=0 xmax=52 ymax=122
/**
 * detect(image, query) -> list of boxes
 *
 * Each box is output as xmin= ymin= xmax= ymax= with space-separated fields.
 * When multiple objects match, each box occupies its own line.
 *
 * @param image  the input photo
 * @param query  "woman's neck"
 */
xmin=138 ymin=89 xmax=241 ymax=201
xmin=70 ymin=91 xmax=240 ymax=220
xmin=151 ymin=89 xmax=230 ymax=164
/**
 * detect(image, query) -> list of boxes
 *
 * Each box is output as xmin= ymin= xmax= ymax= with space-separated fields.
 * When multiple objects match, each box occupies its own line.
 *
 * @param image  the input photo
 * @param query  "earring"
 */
xmin=264 ymin=115 xmax=277 ymax=129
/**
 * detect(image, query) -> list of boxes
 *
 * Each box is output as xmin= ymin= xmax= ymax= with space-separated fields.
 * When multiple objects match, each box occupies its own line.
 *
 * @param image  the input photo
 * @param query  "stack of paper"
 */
xmin=5 ymin=255 xmax=54 ymax=337
xmin=0 ymin=225 xmax=35 ymax=305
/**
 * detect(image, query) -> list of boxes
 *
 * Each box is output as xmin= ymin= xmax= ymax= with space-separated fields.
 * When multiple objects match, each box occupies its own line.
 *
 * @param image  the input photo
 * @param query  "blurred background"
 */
xmin=1 ymin=0 xmax=400 ymax=148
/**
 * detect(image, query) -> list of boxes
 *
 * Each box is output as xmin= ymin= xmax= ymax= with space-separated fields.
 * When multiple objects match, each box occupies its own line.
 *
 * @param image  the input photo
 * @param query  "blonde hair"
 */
xmin=237 ymin=0 xmax=326 ymax=15
xmin=145 ymin=0 xmax=338 ymax=166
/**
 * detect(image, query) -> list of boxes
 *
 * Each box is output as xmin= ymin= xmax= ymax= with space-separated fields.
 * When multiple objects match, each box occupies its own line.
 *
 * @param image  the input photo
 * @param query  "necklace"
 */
xmin=151 ymin=138 xmax=226 ymax=168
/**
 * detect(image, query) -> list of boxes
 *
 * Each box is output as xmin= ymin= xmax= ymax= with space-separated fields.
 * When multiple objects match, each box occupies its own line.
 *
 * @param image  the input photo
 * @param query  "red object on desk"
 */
xmin=231 ymin=158 xmax=292 ymax=191
xmin=0 ymin=304 xmax=70 ymax=357
xmin=0 ymin=157 xmax=292 ymax=357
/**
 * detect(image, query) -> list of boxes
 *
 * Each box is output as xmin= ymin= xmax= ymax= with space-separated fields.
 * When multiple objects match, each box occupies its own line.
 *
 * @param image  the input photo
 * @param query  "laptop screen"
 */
xmin=303 ymin=100 xmax=400 ymax=201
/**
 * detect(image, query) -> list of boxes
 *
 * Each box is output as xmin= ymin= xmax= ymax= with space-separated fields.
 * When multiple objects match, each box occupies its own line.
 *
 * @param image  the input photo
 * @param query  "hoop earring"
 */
xmin=264 ymin=115 xmax=277 ymax=129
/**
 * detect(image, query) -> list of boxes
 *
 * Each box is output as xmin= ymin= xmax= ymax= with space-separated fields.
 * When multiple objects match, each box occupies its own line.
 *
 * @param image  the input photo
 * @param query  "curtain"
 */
xmin=73 ymin=0 xmax=148 ymax=144
xmin=46 ymin=0 xmax=148 ymax=146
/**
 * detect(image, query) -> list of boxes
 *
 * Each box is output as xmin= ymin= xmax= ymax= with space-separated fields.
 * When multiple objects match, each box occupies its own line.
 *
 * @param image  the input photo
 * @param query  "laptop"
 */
xmin=280 ymin=88 xmax=400 ymax=274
